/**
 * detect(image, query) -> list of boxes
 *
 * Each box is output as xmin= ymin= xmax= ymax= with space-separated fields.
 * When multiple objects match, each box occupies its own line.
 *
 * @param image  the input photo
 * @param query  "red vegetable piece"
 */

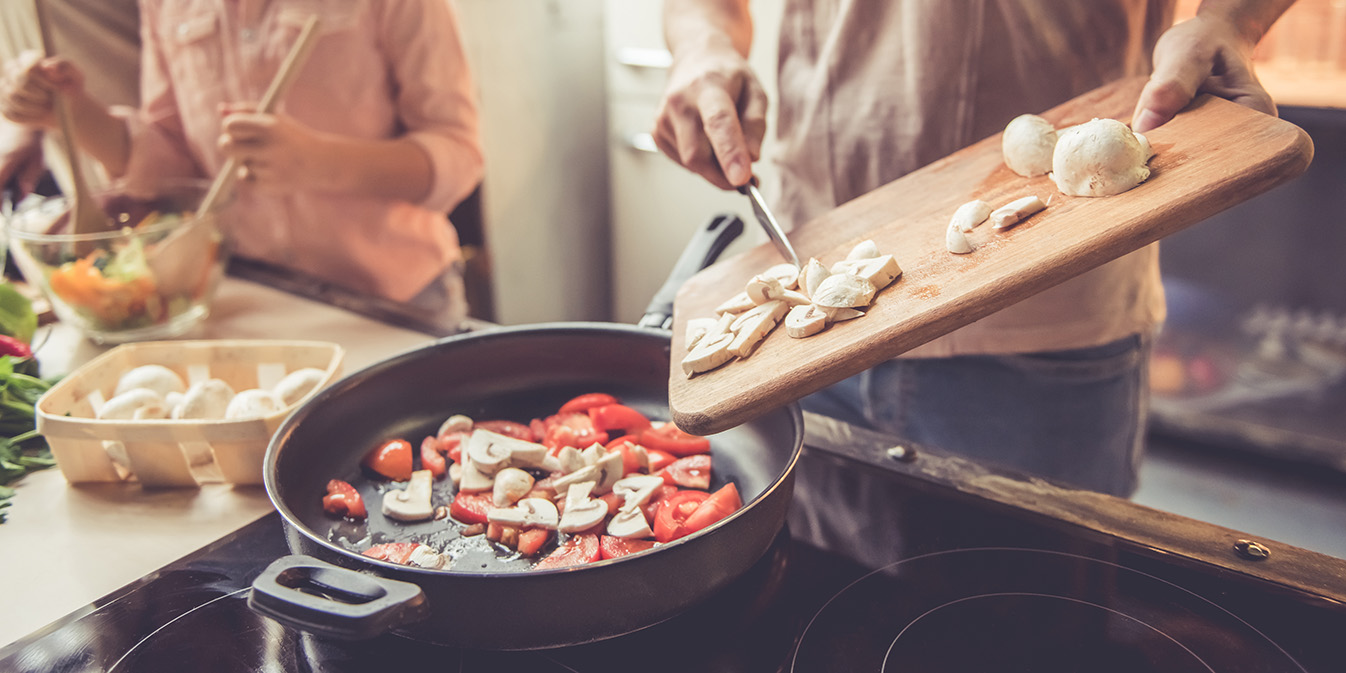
xmin=363 ymin=542 xmax=420 ymax=565
xmin=420 ymin=436 xmax=446 ymax=478
xmin=588 ymin=403 xmax=651 ymax=434
xmin=642 ymin=484 xmax=679 ymax=523
xmin=541 ymin=412 xmax=608 ymax=453
xmin=658 ymin=454 xmax=712 ymax=490
xmin=0 ymin=335 xmax=32 ymax=358
xmin=647 ymin=449 xmax=676 ymax=473
xmin=599 ymin=535 xmax=657 ymax=560
xmin=437 ymin=431 xmax=470 ymax=463
xmin=558 ymin=393 xmax=620 ymax=415
xmin=638 ymin=423 xmax=711 ymax=457
xmin=363 ymin=438 xmax=413 ymax=481
xmin=517 ymin=527 xmax=552 ymax=557
xmin=322 ymin=479 xmax=367 ymax=519
xmin=449 ymin=492 xmax=494 ymax=526
xmin=653 ymin=490 xmax=711 ymax=543
xmin=679 ymin=483 xmax=742 ymax=535
xmin=475 ymin=419 xmax=535 ymax=442
xmin=535 ymin=533 xmax=601 ymax=569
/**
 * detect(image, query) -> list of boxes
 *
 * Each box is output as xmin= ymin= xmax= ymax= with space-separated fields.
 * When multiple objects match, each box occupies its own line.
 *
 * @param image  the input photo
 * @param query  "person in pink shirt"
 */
xmin=0 ymin=0 xmax=484 ymax=332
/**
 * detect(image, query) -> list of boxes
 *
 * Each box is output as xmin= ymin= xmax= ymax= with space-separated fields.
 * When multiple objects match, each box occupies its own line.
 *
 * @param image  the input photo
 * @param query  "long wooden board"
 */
xmin=668 ymin=77 xmax=1314 ymax=436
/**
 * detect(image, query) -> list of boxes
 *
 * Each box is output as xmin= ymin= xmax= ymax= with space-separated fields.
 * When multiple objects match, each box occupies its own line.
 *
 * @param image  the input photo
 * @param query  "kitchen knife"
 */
xmin=738 ymin=179 xmax=801 ymax=268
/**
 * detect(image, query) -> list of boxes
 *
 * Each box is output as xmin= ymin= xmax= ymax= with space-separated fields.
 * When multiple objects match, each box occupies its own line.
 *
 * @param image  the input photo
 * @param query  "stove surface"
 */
xmin=5 ymin=432 xmax=1345 ymax=672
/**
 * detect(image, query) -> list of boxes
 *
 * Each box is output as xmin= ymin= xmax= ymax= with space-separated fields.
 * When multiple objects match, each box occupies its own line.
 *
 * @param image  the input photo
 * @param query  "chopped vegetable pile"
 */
xmin=325 ymin=392 xmax=741 ymax=571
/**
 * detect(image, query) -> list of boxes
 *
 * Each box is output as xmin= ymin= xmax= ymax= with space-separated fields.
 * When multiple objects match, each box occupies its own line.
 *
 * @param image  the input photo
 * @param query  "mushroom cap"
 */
xmin=1051 ymin=118 xmax=1151 ymax=197
xmin=1002 ymin=114 xmax=1058 ymax=177
xmin=114 ymin=364 xmax=187 ymax=399
xmin=175 ymin=378 xmax=236 ymax=420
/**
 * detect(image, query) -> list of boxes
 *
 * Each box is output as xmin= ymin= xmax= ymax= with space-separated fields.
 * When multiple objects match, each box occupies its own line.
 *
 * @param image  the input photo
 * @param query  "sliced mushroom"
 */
xmin=606 ymin=506 xmax=654 ymax=539
xmin=552 ymin=463 xmax=601 ymax=493
xmin=785 ymin=304 xmax=829 ymax=338
xmin=819 ymin=306 xmax=865 ymax=322
xmin=715 ymin=292 xmax=755 ymax=315
xmin=555 ymin=445 xmax=586 ymax=474
xmin=458 ymin=449 xmax=495 ymax=493
xmin=684 ymin=317 xmax=719 ymax=349
xmin=760 ymin=262 xmax=800 ymax=289
xmin=946 ymin=223 xmax=974 ymax=254
xmin=744 ymin=274 xmax=784 ymax=305
xmin=382 ymin=469 xmax=435 ymax=522
xmin=492 ymin=467 xmax=535 ymax=507
xmin=557 ymin=481 xmax=607 ymax=533
xmin=989 ymin=195 xmax=1047 ymax=230
xmin=812 ymin=273 xmax=877 ymax=309
xmin=829 ymin=255 xmax=901 ymax=290
xmin=438 ymin=414 xmax=474 ymax=436
xmin=488 ymin=497 xmax=560 ymax=530
xmin=845 ymin=239 xmax=880 ymax=261
xmin=800 ymin=258 xmax=830 ymax=299
xmin=948 ymin=199 xmax=993 ymax=233
xmin=591 ymin=449 xmax=625 ymax=494
xmin=728 ymin=300 xmax=787 ymax=358
xmin=406 ymin=544 xmax=451 ymax=570
xmin=681 ymin=331 xmax=735 ymax=376
xmin=465 ymin=429 xmax=548 ymax=475
xmin=612 ymin=474 xmax=665 ymax=509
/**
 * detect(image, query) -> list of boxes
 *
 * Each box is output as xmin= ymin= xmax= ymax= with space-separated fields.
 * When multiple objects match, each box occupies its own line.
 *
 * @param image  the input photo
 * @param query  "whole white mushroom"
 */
xmin=226 ymin=389 xmax=283 ymax=419
xmin=1001 ymin=114 xmax=1058 ymax=177
xmin=1050 ymin=118 xmax=1151 ymax=197
xmin=114 ymin=365 xmax=187 ymax=399
xmin=175 ymin=379 xmax=236 ymax=420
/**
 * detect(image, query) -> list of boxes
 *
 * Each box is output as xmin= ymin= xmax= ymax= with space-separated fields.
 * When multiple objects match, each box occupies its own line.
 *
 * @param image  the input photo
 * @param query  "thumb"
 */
xmin=1131 ymin=60 xmax=1204 ymax=133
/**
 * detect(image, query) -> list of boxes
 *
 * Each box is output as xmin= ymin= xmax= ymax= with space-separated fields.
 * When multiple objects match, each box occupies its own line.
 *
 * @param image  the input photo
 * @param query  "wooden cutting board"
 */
xmin=668 ymin=76 xmax=1314 ymax=436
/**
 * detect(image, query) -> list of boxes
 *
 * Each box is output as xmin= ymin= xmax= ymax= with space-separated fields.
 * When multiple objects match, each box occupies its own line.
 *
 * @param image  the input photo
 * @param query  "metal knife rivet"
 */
xmin=886 ymin=445 xmax=917 ymax=462
xmin=1233 ymin=539 xmax=1271 ymax=561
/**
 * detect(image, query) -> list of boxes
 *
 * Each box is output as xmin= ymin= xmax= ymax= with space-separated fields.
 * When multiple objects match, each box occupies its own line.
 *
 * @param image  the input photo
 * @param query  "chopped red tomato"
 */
xmin=599 ymin=535 xmax=657 ymax=560
xmin=535 ymin=534 xmax=601 ymax=569
xmin=653 ymin=490 xmax=711 ymax=543
xmin=647 ymin=449 xmax=676 ymax=473
xmin=448 ymin=492 xmax=494 ymax=526
xmin=558 ymin=393 xmax=620 ymax=415
xmin=362 ymin=542 xmax=421 ymax=565
xmin=437 ymin=431 xmax=470 ymax=463
xmin=588 ymin=403 xmax=651 ymax=433
xmin=419 ymin=436 xmax=446 ymax=478
xmin=518 ymin=527 xmax=552 ymax=557
xmin=322 ymin=479 xmax=367 ymax=519
xmin=642 ymin=484 xmax=679 ymax=522
xmin=363 ymin=439 xmax=413 ymax=481
xmin=658 ymin=454 xmax=712 ymax=490
xmin=540 ymin=412 xmax=609 ymax=453
xmin=680 ymin=483 xmax=742 ymax=535
xmin=600 ymin=491 xmax=623 ymax=516
xmin=638 ymin=423 xmax=711 ymax=457
xmin=475 ymin=420 xmax=534 ymax=441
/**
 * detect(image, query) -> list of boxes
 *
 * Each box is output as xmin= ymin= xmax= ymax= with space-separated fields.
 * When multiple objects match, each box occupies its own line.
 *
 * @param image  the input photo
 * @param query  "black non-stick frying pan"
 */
xmin=249 ymin=216 xmax=804 ymax=650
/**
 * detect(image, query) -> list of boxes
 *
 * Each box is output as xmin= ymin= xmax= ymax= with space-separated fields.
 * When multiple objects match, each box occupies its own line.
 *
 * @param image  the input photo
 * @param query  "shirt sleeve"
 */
xmin=377 ymin=0 xmax=484 ymax=214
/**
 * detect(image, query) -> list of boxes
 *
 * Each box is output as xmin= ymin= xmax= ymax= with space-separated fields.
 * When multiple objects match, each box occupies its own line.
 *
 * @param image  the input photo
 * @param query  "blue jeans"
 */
xmin=789 ymin=334 xmax=1151 ymax=567
xmin=800 ymin=334 xmax=1151 ymax=496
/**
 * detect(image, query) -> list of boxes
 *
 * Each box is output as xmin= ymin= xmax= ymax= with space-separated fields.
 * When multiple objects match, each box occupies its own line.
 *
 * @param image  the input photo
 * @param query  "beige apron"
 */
xmin=773 ymin=0 xmax=1175 ymax=357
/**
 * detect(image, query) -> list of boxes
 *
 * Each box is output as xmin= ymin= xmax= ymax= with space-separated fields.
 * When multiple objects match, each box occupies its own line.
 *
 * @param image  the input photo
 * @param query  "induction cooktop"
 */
xmin=4 ymin=414 xmax=1343 ymax=672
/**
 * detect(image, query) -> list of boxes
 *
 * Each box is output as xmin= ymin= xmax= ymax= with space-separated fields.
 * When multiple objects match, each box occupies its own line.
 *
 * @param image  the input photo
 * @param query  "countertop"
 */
xmin=0 ymin=276 xmax=441 ymax=648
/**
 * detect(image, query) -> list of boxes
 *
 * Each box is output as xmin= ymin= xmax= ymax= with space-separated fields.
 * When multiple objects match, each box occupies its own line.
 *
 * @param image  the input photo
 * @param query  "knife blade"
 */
xmin=738 ymin=180 xmax=801 ymax=268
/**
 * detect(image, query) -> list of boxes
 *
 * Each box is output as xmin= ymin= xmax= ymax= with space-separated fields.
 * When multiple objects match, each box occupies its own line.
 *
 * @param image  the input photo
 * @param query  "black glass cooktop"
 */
xmin=4 ymin=428 xmax=1345 ymax=672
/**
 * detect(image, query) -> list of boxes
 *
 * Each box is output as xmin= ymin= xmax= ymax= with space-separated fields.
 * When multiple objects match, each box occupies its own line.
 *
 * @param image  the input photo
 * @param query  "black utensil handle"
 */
xmin=248 ymin=554 xmax=429 ymax=640
xmin=640 ymin=213 xmax=744 ymax=329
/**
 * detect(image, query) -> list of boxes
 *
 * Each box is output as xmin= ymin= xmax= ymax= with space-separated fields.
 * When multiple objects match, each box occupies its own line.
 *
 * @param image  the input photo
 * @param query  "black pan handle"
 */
xmin=639 ymin=213 xmax=745 ymax=330
xmin=248 ymin=554 xmax=429 ymax=640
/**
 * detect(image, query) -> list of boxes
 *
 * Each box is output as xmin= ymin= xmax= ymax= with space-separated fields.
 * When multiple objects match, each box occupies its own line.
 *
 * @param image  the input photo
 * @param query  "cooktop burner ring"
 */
xmin=790 ymin=546 xmax=1307 ymax=673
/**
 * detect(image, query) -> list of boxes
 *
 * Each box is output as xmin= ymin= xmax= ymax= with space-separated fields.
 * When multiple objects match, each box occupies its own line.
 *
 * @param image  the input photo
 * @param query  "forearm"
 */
xmin=63 ymin=89 xmax=129 ymax=176
xmin=1195 ymin=0 xmax=1298 ymax=47
xmin=308 ymin=133 xmax=434 ymax=203
xmin=663 ymin=0 xmax=753 ymax=59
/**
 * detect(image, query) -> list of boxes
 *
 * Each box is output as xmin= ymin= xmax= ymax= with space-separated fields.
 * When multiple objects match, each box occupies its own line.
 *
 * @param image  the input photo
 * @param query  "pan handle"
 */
xmin=248 ymin=554 xmax=429 ymax=640
xmin=639 ymin=213 xmax=745 ymax=330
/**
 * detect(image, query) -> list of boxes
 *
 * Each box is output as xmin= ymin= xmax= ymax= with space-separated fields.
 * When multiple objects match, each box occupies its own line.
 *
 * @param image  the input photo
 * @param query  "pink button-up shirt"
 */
xmin=116 ymin=0 xmax=483 ymax=303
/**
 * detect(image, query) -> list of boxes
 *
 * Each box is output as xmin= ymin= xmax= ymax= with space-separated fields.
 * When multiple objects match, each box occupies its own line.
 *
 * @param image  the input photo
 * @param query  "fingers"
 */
xmin=653 ymin=66 xmax=764 ymax=191
xmin=697 ymin=85 xmax=753 ymax=187
xmin=1131 ymin=75 xmax=1198 ymax=133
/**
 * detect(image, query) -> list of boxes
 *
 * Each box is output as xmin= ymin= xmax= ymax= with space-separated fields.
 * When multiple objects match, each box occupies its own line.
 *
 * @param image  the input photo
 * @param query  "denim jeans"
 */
xmin=800 ymin=333 xmax=1151 ymax=496
xmin=790 ymin=334 xmax=1152 ymax=567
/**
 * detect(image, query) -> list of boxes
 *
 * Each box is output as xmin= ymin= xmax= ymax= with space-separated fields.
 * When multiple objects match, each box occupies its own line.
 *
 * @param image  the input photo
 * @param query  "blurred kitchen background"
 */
xmin=452 ymin=1 xmax=1346 ymax=557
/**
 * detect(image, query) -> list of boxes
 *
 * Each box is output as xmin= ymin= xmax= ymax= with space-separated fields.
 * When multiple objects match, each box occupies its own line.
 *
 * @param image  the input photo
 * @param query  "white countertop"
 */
xmin=0 ymin=276 xmax=440 ymax=648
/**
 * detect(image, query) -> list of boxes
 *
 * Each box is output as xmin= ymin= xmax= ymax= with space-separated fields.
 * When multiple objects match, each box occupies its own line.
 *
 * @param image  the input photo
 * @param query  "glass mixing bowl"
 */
xmin=4 ymin=179 xmax=231 ymax=344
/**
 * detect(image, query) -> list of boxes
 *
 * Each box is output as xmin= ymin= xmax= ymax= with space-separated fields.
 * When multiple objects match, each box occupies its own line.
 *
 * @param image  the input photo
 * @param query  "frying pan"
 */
xmin=249 ymin=215 xmax=804 ymax=650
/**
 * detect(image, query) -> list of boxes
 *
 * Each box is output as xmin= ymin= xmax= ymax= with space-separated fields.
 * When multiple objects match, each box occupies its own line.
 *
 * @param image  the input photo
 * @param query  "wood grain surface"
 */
xmin=668 ymin=77 xmax=1315 ymax=436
